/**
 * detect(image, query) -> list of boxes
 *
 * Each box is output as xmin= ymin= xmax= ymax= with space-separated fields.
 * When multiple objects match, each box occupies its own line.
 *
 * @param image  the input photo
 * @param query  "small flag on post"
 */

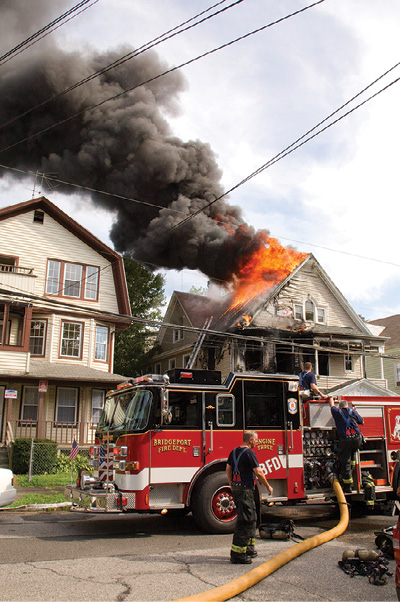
xmin=70 ymin=438 xmax=79 ymax=461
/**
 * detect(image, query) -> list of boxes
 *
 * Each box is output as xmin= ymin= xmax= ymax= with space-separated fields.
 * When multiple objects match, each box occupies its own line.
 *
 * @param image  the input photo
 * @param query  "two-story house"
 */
xmin=151 ymin=254 xmax=393 ymax=396
xmin=0 ymin=197 xmax=131 ymax=452
xmin=366 ymin=315 xmax=400 ymax=395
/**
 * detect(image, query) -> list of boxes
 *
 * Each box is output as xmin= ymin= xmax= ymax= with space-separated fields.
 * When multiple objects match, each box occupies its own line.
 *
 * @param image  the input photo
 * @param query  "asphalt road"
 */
xmin=0 ymin=502 xmax=398 ymax=602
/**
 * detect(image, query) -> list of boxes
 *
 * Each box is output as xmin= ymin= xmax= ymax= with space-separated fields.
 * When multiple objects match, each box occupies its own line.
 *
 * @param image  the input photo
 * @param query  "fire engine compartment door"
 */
xmin=149 ymin=389 xmax=203 ymax=508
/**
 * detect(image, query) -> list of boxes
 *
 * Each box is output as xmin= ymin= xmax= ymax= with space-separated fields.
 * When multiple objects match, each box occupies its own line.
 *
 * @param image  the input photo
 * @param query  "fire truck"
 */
xmin=65 ymin=369 xmax=400 ymax=533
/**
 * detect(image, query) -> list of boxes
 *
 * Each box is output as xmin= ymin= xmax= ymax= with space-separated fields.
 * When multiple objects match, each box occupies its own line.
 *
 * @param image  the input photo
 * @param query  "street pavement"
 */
xmin=0 ymin=504 xmax=397 ymax=602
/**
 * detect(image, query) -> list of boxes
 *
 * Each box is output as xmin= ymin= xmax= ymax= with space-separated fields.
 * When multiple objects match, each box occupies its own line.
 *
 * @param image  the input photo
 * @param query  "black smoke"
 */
xmin=0 ymin=1 xmax=270 ymax=284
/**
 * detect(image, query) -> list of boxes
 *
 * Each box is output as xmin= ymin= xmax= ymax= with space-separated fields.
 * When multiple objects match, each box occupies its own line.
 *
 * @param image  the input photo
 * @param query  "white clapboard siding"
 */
xmin=0 ymin=351 xmax=29 ymax=374
xmin=0 ymin=209 xmax=119 ymax=314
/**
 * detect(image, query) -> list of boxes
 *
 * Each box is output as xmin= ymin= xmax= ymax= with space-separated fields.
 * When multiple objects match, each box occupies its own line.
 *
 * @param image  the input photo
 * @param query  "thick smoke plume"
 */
xmin=0 ymin=2 xmax=298 ymax=287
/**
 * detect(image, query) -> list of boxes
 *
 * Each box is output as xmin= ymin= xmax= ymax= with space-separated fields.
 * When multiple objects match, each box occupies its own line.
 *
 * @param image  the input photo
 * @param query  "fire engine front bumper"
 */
xmin=64 ymin=485 xmax=136 ymax=512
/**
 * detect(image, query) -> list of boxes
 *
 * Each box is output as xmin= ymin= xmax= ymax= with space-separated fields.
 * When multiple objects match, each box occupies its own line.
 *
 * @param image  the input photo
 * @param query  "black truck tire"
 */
xmin=191 ymin=472 xmax=237 ymax=534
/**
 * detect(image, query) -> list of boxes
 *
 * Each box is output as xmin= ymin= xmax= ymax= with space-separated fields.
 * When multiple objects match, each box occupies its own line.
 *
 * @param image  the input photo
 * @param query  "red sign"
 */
xmin=38 ymin=380 xmax=48 ymax=393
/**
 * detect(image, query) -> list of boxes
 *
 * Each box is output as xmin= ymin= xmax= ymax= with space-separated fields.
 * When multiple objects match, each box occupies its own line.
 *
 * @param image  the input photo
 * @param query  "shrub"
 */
xmin=54 ymin=453 xmax=90 ymax=473
xmin=12 ymin=438 xmax=58 ymax=474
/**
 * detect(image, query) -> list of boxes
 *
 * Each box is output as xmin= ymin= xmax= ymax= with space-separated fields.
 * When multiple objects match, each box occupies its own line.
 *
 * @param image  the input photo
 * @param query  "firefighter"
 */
xmin=329 ymin=398 xmax=364 ymax=493
xmin=226 ymin=430 xmax=273 ymax=564
xmin=299 ymin=362 xmax=329 ymax=400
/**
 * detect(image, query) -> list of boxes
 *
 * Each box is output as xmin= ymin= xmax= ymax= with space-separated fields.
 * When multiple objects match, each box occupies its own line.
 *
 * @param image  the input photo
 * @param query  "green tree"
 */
xmin=114 ymin=255 xmax=166 ymax=376
xmin=189 ymin=285 xmax=207 ymax=296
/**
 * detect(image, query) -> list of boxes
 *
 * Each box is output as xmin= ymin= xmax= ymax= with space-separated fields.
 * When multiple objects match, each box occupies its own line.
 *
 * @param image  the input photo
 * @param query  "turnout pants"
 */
xmin=337 ymin=434 xmax=362 ymax=491
xmin=231 ymin=486 xmax=257 ymax=557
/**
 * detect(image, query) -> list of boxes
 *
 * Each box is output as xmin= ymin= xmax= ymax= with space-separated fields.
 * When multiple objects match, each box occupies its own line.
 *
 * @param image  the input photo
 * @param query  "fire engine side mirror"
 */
xmin=162 ymin=408 xmax=172 ymax=424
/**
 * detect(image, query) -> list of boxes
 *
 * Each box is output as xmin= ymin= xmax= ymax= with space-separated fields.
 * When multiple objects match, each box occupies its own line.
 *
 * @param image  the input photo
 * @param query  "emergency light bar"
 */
xmin=117 ymin=374 xmax=169 ymax=388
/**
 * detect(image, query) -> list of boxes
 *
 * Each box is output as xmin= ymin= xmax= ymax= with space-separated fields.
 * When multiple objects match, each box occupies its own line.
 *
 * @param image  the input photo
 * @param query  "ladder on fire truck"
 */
xmin=185 ymin=316 xmax=213 ymax=369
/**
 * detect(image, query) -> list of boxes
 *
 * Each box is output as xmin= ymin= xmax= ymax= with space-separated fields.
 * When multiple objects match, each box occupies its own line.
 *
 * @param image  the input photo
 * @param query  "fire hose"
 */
xmin=170 ymin=478 xmax=349 ymax=602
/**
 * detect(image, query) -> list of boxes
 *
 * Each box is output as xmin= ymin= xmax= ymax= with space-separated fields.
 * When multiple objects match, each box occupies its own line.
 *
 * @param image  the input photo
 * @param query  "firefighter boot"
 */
xmin=246 ymin=545 xmax=258 ymax=558
xmin=230 ymin=551 xmax=252 ymax=564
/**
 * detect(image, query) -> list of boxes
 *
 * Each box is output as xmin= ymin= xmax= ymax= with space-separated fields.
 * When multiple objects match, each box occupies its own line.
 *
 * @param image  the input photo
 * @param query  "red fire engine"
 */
xmin=65 ymin=369 xmax=400 ymax=533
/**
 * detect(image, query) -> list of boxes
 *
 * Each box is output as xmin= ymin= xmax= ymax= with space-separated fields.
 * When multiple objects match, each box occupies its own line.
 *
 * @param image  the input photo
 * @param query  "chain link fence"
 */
xmin=12 ymin=438 xmax=91 ymax=479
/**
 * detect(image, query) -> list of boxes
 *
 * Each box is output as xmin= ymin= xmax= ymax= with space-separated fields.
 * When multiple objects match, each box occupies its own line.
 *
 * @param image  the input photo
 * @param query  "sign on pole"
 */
xmin=4 ymin=390 xmax=17 ymax=399
xmin=38 ymin=380 xmax=48 ymax=393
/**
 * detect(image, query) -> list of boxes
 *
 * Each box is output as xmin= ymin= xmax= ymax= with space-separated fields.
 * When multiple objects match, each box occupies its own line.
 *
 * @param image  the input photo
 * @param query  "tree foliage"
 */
xmin=114 ymin=255 xmax=166 ymax=376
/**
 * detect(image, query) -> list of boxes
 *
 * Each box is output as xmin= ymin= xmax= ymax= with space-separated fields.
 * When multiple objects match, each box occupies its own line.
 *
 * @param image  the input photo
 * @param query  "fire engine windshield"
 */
xmin=107 ymin=389 xmax=153 ymax=431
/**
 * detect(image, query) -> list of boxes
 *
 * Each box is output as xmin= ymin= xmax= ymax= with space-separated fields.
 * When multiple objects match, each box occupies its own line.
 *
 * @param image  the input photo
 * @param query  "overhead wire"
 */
xmin=0 ymin=282 xmax=398 ymax=363
xmin=0 ymin=0 xmax=245 ymax=132
xmin=0 ymin=0 xmax=327 ymax=156
xmin=0 ymin=0 xmax=99 ymax=68
xmin=170 ymin=66 xmax=400 ymax=231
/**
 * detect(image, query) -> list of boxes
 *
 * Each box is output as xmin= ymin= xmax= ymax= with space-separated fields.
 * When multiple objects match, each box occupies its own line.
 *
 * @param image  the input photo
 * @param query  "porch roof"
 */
xmin=4 ymin=360 xmax=126 ymax=384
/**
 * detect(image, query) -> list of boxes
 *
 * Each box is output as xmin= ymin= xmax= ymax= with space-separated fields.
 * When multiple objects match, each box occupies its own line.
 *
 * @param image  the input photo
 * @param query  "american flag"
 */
xmin=70 ymin=438 xmax=79 ymax=461
xmin=99 ymin=444 xmax=114 ymax=482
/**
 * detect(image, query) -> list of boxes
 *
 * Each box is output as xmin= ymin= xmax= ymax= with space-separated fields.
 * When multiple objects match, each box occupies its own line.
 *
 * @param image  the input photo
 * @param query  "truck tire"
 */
xmin=191 ymin=472 xmax=237 ymax=534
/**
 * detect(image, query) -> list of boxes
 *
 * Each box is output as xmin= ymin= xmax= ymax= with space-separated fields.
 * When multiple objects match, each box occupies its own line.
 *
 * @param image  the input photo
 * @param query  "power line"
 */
xmin=0 ymin=0 xmax=244 ymax=133
xmin=170 ymin=67 xmax=400 ymax=231
xmin=1 ymin=282 xmax=398 ymax=363
xmin=0 ymin=0 xmax=326 ymax=156
xmin=0 ymin=0 xmax=99 ymax=68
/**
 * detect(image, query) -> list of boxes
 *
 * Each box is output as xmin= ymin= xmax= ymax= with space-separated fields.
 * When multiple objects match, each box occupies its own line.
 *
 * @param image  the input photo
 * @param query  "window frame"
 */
xmin=344 ymin=353 xmax=353 ymax=372
xmin=59 ymin=320 xmax=84 ymax=359
xmin=21 ymin=385 xmax=39 ymax=422
xmin=173 ymin=328 xmax=183 ymax=343
xmin=55 ymin=387 xmax=78 ymax=424
xmin=94 ymin=325 xmax=109 ymax=362
xmin=46 ymin=259 xmax=100 ymax=301
xmin=169 ymin=358 xmax=176 ymax=370
xmin=216 ymin=394 xmax=235 ymax=427
xmin=29 ymin=318 xmax=47 ymax=356
xmin=91 ymin=389 xmax=106 ymax=426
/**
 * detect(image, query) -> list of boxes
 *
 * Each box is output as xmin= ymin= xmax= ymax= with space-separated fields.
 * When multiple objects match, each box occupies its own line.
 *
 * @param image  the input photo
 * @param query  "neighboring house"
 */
xmin=0 ymin=197 xmax=131 ymax=452
xmin=150 ymin=254 xmax=389 ymax=395
xmin=366 ymin=315 xmax=400 ymax=394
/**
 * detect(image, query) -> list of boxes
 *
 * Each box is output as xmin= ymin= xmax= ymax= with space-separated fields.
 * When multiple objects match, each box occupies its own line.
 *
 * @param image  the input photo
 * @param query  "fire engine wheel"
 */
xmin=191 ymin=472 xmax=237 ymax=534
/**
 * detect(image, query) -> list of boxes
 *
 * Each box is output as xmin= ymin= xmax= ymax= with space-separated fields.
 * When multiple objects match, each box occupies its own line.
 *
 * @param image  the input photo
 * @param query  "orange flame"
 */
xmin=228 ymin=234 xmax=307 ymax=313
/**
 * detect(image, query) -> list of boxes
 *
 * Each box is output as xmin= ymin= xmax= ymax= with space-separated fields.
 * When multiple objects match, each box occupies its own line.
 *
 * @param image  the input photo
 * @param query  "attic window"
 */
xmin=33 ymin=210 xmax=44 ymax=224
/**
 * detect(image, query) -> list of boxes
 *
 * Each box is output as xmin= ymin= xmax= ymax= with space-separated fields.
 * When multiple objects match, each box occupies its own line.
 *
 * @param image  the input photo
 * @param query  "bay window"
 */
xmin=95 ymin=325 xmax=108 ymax=361
xmin=60 ymin=321 xmax=83 ymax=358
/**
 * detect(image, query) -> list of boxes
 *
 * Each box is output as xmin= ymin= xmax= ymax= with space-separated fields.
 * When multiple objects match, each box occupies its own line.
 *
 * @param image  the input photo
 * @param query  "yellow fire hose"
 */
xmin=171 ymin=478 xmax=349 ymax=602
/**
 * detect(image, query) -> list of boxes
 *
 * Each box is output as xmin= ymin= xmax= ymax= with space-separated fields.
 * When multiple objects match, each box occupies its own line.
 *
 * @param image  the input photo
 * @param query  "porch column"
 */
xmin=36 ymin=391 xmax=45 ymax=439
xmin=79 ymin=387 xmax=87 ymax=445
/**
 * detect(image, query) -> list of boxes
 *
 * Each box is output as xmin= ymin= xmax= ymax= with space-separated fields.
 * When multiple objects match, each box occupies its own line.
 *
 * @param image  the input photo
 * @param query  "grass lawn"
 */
xmin=8 ymin=493 xmax=68 ymax=507
xmin=5 ymin=472 xmax=77 ymax=508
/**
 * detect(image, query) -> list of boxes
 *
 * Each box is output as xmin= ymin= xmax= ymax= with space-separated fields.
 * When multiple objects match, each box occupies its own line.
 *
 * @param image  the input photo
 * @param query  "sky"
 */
xmin=0 ymin=0 xmax=400 ymax=321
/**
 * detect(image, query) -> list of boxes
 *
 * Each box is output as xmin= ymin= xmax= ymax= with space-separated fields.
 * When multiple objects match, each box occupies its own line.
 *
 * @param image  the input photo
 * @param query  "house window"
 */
xmin=29 ymin=320 xmax=46 ymax=355
xmin=22 ymin=386 xmax=38 ymax=421
xmin=64 ymin=263 xmax=82 ymax=297
xmin=56 ymin=387 xmax=78 ymax=423
xmin=85 ymin=266 xmax=99 ymax=300
xmin=95 ymin=325 xmax=108 ymax=361
xmin=154 ymin=363 xmax=161 ymax=374
xmin=294 ymin=304 xmax=303 ymax=320
xmin=46 ymin=260 xmax=61 ymax=294
xmin=91 ymin=389 xmax=105 ymax=425
xmin=169 ymin=358 xmax=176 ymax=370
xmin=60 ymin=321 xmax=83 ymax=358
xmin=345 ymin=354 xmax=353 ymax=372
xmin=395 ymin=363 xmax=400 ymax=386
xmin=317 ymin=308 xmax=326 ymax=324
xmin=173 ymin=328 xmax=183 ymax=342
xmin=46 ymin=260 xmax=99 ymax=300
xmin=305 ymin=299 xmax=315 ymax=321
xmin=183 ymin=354 xmax=191 ymax=368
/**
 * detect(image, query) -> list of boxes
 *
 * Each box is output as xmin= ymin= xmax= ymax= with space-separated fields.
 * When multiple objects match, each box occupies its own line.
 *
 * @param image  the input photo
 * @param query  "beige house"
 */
xmin=366 ymin=315 xmax=400 ymax=394
xmin=151 ymin=254 xmax=390 ymax=395
xmin=0 ymin=197 xmax=131 ymax=455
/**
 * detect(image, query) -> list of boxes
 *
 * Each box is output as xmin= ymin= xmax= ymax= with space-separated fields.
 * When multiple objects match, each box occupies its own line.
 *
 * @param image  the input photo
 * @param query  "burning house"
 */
xmin=151 ymin=254 xmax=390 ymax=396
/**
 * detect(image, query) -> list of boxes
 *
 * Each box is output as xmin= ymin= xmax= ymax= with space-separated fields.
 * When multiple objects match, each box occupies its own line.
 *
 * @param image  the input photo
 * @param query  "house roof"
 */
xmin=368 ymin=315 xmax=400 ymax=348
xmin=326 ymin=378 xmax=397 ymax=397
xmin=1 ymin=360 xmax=126 ymax=384
xmin=0 ymin=197 xmax=131 ymax=317
xmin=164 ymin=255 xmax=381 ymax=340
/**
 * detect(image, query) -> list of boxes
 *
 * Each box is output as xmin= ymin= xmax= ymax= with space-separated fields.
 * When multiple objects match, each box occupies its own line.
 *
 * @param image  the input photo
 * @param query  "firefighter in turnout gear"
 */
xmin=226 ymin=431 xmax=273 ymax=564
xmin=329 ymin=398 xmax=364 ymax=493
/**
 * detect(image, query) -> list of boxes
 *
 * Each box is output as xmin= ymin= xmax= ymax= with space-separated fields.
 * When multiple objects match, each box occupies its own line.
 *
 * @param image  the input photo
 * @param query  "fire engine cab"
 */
xmin=65 ymin=369 xmax=400 ymax=533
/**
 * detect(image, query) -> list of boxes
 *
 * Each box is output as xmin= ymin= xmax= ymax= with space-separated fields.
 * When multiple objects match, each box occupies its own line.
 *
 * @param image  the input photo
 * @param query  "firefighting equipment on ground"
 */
xmin=170 ymin=477 xmax=349 ymax=602
xmin=338 ymin=548 xmax=392 ymax=585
